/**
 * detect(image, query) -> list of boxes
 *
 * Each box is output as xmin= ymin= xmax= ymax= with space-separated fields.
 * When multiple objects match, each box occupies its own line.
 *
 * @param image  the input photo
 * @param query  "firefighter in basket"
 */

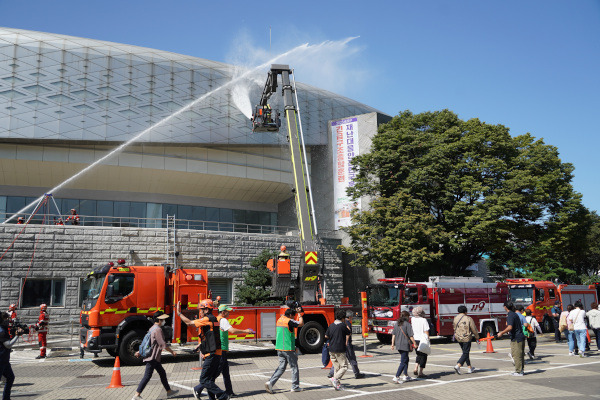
xmin=6 ymin=304 xmax=17 ymax=339
xmin=35 ymin=304 xmax=49 ymax=359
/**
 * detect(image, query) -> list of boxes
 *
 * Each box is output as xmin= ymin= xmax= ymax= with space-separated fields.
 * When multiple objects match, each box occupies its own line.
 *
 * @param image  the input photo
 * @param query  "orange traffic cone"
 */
xmin=480 ymin=332 xmax=496 ymax=353
xmin=107 ymin=356 xmax=124 ymax=388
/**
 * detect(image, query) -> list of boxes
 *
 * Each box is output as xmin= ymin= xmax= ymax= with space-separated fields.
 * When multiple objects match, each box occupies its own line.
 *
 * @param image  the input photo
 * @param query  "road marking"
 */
xmin=250 ymin=373 xmax=370 ymax=394
xmin=170 ymin=382 xmax=194 ymax=391
xmin=323 ymin=360 xmax=600 ymax=400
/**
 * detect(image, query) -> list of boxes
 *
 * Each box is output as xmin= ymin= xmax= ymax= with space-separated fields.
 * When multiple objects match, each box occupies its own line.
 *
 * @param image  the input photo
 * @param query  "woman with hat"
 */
xmin=411 ymin=306 xmax=430 ymax=377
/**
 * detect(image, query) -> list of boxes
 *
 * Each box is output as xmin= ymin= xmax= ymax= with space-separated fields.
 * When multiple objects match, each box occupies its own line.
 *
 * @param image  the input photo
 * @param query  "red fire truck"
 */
xmin=505 ymin=278 xmax=559 ymax=332
xmin=367 ymin=276 xmax=509 ymax=343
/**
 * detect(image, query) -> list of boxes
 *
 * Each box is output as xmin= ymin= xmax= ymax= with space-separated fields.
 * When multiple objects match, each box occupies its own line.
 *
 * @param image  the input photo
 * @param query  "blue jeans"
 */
xmin=395 ymin=350 xmax=409 ymax=377
xmin=269 ymin=350 xmax=299 ymax=390
xmin=574 ymin=329 xmax=587 ymax=353
xmin=566 ymin=330 xmax=576 ymax=353
xmin=0 ymin=361 xmax=15 ymax=400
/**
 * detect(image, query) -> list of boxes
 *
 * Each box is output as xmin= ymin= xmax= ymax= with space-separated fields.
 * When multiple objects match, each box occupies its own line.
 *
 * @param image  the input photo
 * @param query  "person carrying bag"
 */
xmin=452 ymin=306 xmax=480 ymax=374
xmin=391 ymin=311 xmax=417 ymax=384
xmin=410 ymin=307 xmax=430 ymax=377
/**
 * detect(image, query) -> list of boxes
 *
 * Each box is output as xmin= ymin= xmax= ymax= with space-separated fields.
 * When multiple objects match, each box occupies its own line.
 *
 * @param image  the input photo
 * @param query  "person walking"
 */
xmin=35 ymin=304 xmax=49 ymax=359
xmin=216 ymin=304 xmax=254 ymax=397
xmin=551 ymin=300 xmax=562 ymax=343
xmin=452 ymin=305 xmax=480 ymax=374
xmin=569 ymin=301 xmax=587 ymax=357
xmin=524 ymin=309 xmax=542 ymax=359
xmin=411 ymin=306 xmax=430 ymax=377
xmin=328 ymin=311 xmax=364 ymax=380
xmin=587 ymin=302 xmax=600 ymax=351
xmin=178 ymin=299 xmax=229 ymax=400
xmin=391 ymin=310 xmax=416 ymax=383
xmin=132 ymin=312 xmax=179 ymax=400
xmin=563 ymin=304 xmax=577 ymax=355
xmin=265 ymin=305 xmax=304 ymax=394
xmin=325 ymin=309 xmax=352 ymax=390
xmin=6 ymin=305 xmax=16 ymax=339
xmin=497 ymin=301 xmax=526 ymax=376
xmin=1 ymin=312 xmax=25 ymax=400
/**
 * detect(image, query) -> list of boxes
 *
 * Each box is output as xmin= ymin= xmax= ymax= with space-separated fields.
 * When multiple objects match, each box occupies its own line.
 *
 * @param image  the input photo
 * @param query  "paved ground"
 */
xmin=4 ymin=334 xmax=600 ymax=400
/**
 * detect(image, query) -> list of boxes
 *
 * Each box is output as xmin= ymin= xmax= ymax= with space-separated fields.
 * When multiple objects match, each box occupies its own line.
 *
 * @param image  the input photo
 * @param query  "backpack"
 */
xmin=139 ymin=326 xmax=156 ymax=358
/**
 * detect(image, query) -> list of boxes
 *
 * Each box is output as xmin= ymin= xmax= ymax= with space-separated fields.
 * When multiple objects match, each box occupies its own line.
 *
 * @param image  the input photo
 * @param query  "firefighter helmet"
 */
xmin=70 ymin=208 xmax=76 ymax=213
xmin=8 ymin=304 xmax=16 ymax=311
xmin=40 ymin=304 xmax=47 ymax=310
xmin=200 ymin=299 xmax=214 ymax=309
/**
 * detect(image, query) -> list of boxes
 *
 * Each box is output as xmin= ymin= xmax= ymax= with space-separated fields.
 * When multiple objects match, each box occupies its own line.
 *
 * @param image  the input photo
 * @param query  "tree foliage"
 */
xmin=343 ymin=110 xmax=591 ymax=281
xmin=234 ymin=249 xmax=283 ymax=305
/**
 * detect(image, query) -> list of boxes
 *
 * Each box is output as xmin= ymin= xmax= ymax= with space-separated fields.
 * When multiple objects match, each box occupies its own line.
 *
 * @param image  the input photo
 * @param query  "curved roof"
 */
xmin=0 ymin=27 xmax=381 ymax=146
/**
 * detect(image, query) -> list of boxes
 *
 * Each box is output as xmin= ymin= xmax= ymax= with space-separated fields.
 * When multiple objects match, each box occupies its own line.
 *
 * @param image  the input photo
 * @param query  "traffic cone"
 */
xmin=481 ymin=332 xmax=496 ymax=353
xmin=106 ymin=356 xmax=124 ymax=388
xmin=322 ymin=359 xmax=332 ymax=369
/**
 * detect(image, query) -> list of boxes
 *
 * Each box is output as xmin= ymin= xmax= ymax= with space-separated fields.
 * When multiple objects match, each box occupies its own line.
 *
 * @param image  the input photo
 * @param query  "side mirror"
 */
xmin=106 ymin=284 xmax=114 ymax=298
xmin=107 ymin=275 xmax=115 ymax=284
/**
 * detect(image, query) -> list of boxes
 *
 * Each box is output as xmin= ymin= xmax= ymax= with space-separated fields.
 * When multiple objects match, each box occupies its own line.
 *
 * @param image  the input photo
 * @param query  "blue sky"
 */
xmin=1 ymin=0 xmax=599 ymax=212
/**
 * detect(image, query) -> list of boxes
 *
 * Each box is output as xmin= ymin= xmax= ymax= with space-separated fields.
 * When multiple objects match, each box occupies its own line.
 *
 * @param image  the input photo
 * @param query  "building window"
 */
xmin=208 ymin=278 xmax=232 ymax=304
xmin=21 ymin=279 xmax=65 ymax=307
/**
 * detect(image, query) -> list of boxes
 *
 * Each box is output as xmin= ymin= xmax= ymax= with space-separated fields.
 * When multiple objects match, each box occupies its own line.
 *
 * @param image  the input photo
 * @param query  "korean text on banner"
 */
xmin=331 ymin=117 xmax=361 ymax=230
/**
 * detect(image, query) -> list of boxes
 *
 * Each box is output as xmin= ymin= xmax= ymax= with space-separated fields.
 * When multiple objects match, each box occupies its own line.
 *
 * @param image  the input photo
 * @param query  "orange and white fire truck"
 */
xmin=79 ymin=261 xmax=336 ymax=365
xmin=558 ymin=284 xmax=599 ymax=311
xmin=367 ymin=276 xmax=509 ymax=343
xmin=505 ymin=278 xmax=559 ymax=332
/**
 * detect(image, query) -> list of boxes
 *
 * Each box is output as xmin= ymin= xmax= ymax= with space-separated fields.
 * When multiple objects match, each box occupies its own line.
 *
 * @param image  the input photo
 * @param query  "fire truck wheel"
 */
xmin=119 ymin=329 xmax=145 ymax=365
xmin=482 ymin=323 xmax=496 ymax=338
xmin=376 ymin=333 xmax=392 ymax=345
xmin=298 ymin=321 xmax=325 ymax=353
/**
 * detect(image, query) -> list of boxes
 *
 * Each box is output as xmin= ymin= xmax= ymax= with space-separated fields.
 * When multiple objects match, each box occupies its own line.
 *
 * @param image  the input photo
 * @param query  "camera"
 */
xmin=15 ymin=323 xmax=30 ymax=335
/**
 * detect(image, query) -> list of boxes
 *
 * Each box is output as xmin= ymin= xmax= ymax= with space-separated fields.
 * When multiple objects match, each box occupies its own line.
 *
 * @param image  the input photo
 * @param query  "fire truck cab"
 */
xmin=367 ymin=276 xmax=508 ymax=344
xmin=505 ymin=278 xmax=559 ymax=332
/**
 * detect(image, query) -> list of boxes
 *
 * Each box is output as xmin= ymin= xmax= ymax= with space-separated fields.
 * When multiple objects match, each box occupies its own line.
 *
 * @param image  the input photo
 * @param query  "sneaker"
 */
xmin=580 ymin=352 xmax=585 ymax=358
xmin=527 ymin=351 xmax=534 ymax=360
xmin=568 ymin=352 xmax=575 ymax=356
xmin=35 ymin=355 xmax=46 ymax=359
xmin=327 ymin=374 xmax=333 ymax=379
xmin=453 ymin=365 xmax=461 ymax=375
xmin=402 ymin=375 xmax=411 ymax=381
xmin=509 ymin=372 xmax=524 ymax=377
xmin=330 ymin=377 xmax=338 ymax=389
xmin=508 ymin=353 xmax=515 ymax=365
xmin=354 ymin=373 xmax=365 ymax=379
xmin=132 ymin=396 xmax=143 ymax=400
xmin=290 ymin=388 xmax=303 ymax=392
xmin=467 ymin=367 xmax=477 ymax=374
xmin=193 ymin=389 xmax=201 ymax=400
xmin=392 ymin=376 xmax=400 ymax=384
xmin=166 ymin=389 xmax=179 ymax=398
xmin=264 ymin=382 xmax=273 ymax=394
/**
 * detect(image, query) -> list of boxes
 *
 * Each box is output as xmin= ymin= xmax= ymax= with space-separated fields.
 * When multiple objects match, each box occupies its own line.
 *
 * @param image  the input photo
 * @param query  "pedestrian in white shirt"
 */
xmin=568 ymin=301 xmax=587 ymax=357
xmin=524 ymin=309 xmax=542 ymax=359
xmin=587 ymin=302 xmax=600 ymax=351
xmin=410 ymin=306 xmax=430 ymax=377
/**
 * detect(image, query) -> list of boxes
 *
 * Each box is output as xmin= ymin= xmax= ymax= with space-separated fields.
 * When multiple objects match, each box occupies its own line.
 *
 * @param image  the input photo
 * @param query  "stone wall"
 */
xmin=0 ymin=224 xmax=343 ymax=328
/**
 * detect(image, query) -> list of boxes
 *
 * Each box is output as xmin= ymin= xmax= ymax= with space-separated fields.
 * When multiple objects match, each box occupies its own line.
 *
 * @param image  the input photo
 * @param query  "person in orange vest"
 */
xmin=216 ymin=304 xmax=254 ymax=397
xmin=66 ymin=209 xmax=80 ymax=225
xmin=35 ymin=304 xmax=49 ymax=359
xmin=177 ymin=299 xmax=229 ymax=400
xmin=6 ymin=304 xmax=17 ymax=339
xmin=265 ymin=304 xmax=305 ymax=394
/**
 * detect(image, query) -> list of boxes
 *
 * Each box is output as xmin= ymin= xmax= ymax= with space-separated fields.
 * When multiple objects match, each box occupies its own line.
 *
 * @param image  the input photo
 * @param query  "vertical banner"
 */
xmin=332 ymin=117 xmax=361 ymax=230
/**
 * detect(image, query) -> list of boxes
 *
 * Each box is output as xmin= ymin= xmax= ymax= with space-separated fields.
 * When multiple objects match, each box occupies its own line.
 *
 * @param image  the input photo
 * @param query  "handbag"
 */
xmin=453 ymin=315 xmax=466 ymax=342
xmin=568 ymin=311 xmax=579 ymax=332
xmin=399 ymin=324 xmax=414 ymax=352
xmin=417 ymin=339 xmax=431 ymax=355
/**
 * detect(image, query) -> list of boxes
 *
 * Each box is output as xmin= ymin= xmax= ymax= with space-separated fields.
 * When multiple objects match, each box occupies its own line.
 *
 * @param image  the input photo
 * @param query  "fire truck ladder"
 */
xmin=166 ymin=215 xmax=178 ymax=269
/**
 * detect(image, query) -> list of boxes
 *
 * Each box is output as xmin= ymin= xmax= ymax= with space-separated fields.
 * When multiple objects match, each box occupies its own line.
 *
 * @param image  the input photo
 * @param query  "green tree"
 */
xmin=234 ymin=249 xmax=283 ymax=305
xmin=344 ymin=110 xmax=587 ymax=281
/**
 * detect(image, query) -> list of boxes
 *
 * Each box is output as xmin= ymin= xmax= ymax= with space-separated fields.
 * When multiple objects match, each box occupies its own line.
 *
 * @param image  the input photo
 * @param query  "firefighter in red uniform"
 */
xmin=66 ymin=209 xmax=80 ymax=225
xmin=35 ymin=304 xmax=49 ymax=359
xmin=7 ymin=304 xmax=17 ymax=338
xmin=16 ymin=217 xmax=24 ymax=224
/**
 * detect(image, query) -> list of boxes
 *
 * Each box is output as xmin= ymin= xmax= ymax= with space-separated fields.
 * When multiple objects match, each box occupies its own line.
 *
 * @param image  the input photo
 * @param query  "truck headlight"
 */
xmin=388 ymin=321 xmax=397 ymax=327
xmin=87 ymin=330 xmax=93 ymax=342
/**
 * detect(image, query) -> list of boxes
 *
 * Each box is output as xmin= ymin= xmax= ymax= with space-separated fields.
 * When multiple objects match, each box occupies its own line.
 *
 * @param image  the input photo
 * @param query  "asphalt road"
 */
xmin=4 ymin=334 xmax=600 ymax=400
